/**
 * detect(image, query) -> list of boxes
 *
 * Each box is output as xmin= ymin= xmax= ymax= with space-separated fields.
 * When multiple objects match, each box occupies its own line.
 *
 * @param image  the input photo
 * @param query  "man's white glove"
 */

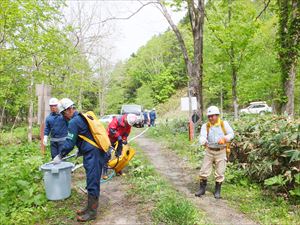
xmin=53 ymin=154 xmax=62 ymax=164
xmin=43 ymin=136 xmax=48 ymax=146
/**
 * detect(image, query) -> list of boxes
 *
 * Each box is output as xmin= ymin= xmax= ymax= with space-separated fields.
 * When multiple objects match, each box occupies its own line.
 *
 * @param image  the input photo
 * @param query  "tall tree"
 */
xmin=157 ymin=0 xmax=205 ymax=121
xmin=277 ymin=0 xmax=300 ymax=117
xmin=206 ymin=0 xmax=258 ymax=119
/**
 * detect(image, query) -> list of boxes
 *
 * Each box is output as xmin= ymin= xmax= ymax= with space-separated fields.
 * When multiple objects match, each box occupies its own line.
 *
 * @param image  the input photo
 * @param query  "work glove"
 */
xmin=53 ymin=154 xmax=62 ymax=164
xmin=116 ymin=143 xmax=123 ymax=157
xmin=43 ymin=135 xmax=48 ymax=146
xmin=199 ymin=136 xmax=207 ymax=146
xmin=218 ymin=137 xmax=227 ymax=145
xmin=104 ymin=146 xmax=113 ymax=162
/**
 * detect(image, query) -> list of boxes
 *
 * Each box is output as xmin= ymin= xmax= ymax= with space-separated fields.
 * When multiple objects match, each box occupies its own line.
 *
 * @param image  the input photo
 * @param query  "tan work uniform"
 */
xmin=199 ymin=120 xmax=234 ymax=183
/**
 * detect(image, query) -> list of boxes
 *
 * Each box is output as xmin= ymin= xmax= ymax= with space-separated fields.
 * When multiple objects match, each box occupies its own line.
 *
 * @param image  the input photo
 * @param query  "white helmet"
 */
xmin=127 ymin=114 xmax=138 ymax=126
xmin=49 ymin=98 xmax=59 ymax=106
xmin=207 ymin=106 xmax=220 ymax=116
xmin=58 ymin=98 xmax=74 ymax=113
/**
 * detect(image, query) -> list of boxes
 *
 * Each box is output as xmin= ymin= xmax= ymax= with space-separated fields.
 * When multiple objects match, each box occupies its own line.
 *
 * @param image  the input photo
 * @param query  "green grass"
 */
xmin=126 ymin=143 xmax=209 ymax=225
xmin=0 ymin=126 xmax=40 ymax=145
xmin=0 ymin=127 xmax=85 ymax=225
xmin=147 ymin=124 xmax=300 ymax=225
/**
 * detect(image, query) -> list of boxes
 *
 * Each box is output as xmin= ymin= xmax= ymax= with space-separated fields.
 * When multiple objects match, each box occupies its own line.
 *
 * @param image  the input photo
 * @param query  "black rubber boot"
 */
xmin=76 ymin=203 xmax=88 ymax=216
xmin=195 ymin=179 xmax=207 ymax=197
xmin=77 ymin=195 xmax=99 ymax=222
xmin=214 ymin=182 xmax=222 ymax=199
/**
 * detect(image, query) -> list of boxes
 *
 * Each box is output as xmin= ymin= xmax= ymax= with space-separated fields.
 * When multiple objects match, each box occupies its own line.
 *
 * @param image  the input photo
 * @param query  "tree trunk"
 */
xmin=232 ymin=66 xmax=238 ymax=120
xmin=283 ymin=62 xmax=296 ymax=116
xmin=78 ymin=73 xmax=84 ymax=111
xmin=28 ymin=74 xmax=34 ymax=142
xmin=10 ymin=111 xmax=20 ymax=133
xmin=220 ymin=86 xmax=223 ymax=115
xmin=0 ymin=99 xmax=8 ymax=130
xmin=277 ymin=0 xmax=299 ymax=117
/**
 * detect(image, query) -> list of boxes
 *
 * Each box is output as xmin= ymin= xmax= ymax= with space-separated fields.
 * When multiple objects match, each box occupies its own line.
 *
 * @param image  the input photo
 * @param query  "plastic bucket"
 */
xmin=40 ymin=162 xmax=74 ymax=201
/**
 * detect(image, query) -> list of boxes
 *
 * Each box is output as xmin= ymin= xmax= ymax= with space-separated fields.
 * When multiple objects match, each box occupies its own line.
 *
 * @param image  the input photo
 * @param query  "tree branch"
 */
xmin=157 ymin=0 xmax=191 ymax=66
xmin=89 ymin=1 xmax=157 ymax=26
xmin=255 ymin=0 xmax=271 ymax=21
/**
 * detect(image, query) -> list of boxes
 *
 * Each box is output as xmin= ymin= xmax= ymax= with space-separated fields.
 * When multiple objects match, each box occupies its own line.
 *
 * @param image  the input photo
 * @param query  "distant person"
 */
xmin=53 ymin=98 xmax=107 ymax=222
xmin=195 ymin=106 xmax=234 ymax=199
xmin=107 ymin=114 xmax=137 ymax=175
xmin=149 ymin=108 xmax=157 ymax=127
xmin=143 ymin=110 xmax=150 ymax=127
xmin=43 ymin=98 xmax=68 ymax=159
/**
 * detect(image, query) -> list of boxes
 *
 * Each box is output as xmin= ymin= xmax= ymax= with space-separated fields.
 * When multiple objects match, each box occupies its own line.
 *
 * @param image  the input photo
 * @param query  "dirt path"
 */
xmin=135 ymin=134 xmax=258 ymax=225
xmin=73 ymin=170 xmax=151 ymax=225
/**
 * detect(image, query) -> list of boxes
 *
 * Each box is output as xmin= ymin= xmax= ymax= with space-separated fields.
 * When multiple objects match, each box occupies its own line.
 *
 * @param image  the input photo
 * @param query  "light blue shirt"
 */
xmin=199 ymin=120 xmax=234 ymax=148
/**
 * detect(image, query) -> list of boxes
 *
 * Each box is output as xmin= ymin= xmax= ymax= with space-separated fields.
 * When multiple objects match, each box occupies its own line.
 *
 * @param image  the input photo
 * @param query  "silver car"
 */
xmin=121 ymin=104 xmax=144 ymax=128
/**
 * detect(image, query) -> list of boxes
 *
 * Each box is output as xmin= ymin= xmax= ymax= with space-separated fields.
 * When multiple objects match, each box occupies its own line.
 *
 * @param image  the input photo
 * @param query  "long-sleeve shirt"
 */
xmin=44 ymin=112 xmax=68 ymax=141
xmin=199 ymin=120 xmax=234 ymax=148
xmin=107 ymin=115 xmax=131 ymax=144
xmin=149 ymin=111 xmax=156 ymax=120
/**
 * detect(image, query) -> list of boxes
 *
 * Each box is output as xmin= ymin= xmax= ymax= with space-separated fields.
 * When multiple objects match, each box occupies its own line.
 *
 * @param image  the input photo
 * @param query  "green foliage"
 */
xmin=0 ymin=143 xmax=46 ymax=224
xmin=0 ymin=0 xmax=97 ymax=126
xmin=230 ymin=115 xmax=300 ymax=198
xmin=106 ymin=31 xmax=187 ymax=113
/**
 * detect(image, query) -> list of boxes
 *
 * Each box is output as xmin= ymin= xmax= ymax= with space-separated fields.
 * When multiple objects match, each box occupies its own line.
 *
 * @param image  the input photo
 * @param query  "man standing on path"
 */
xmin=149 ymin=108 xmax=157 ymax=127
xmin=195 ymin=106 xmax=234 ymax=199
xmin=43 ymin=98 xmax=68 ymax=159
xmin=143 ymin=109 xmax=150 ymax=127
xmin=53 ymin=98 xmax=106 ymax=222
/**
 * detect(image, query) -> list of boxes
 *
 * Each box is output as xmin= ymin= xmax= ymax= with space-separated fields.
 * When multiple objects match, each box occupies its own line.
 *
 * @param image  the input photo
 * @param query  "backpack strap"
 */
xmin=78 ymin=134 xmax=99 ymax=149
xmin=206 ymin=122 xmax=211 ymax=138
xmin=220 ymin=120 xmax=227 ymax=135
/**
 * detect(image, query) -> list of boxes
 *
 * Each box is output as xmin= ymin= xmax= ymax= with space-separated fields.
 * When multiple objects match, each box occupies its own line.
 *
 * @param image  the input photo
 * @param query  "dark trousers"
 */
xmin=150 ymin=119 xmax=155 ymax=127
xmin=83 ymin=148 xmax=104 ymax=197
xmin=50 ymin=141 xmax=65 ymax=159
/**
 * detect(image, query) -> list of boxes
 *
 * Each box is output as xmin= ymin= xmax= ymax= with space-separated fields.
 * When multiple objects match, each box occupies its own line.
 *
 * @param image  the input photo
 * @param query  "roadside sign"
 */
xmin=181 ymin=97 xmax=197 ymax=111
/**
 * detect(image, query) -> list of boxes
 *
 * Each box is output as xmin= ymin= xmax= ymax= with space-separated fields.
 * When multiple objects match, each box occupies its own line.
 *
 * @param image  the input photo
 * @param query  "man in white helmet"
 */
xmin=43 ymin=97 xmax=68 ymax=159
xmin=195 ymin=106 xmax=234 ymax=199
xmin=107 ymin=113 xmax=137 ymax=175
xmin=53 ymin=98 xmax=107 ymax=222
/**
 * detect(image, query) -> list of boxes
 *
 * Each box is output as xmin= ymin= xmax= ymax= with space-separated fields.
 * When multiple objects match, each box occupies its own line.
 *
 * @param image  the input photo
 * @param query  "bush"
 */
xmin=0 ymin=143 xmax=47 ymax=224
xmin=231 ymin=115 xmax=300 ymax=198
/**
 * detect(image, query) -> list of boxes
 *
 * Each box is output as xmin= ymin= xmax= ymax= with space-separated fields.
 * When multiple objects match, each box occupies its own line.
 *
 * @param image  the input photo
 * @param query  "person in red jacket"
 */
xmin=106 ymin=114 xmax=137 ymax=175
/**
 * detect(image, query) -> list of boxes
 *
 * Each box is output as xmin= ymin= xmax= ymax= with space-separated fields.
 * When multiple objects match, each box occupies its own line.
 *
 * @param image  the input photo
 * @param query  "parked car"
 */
xmin=99 ymin=114 xmax=119 ymax=123
xmin=240 ymin=101 xmax=272 ymax=115
xmin=121 ymin=104 xmax=144 ymax=128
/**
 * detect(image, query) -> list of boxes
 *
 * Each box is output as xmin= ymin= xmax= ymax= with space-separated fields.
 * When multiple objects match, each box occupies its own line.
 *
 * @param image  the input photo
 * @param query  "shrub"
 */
xmin=231 ymin=115 xmax=300 ymax=198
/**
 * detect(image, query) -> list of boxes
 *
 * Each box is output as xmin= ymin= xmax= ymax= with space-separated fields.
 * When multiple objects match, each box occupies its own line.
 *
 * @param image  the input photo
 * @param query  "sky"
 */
xmin=64 ymin=0 xmax=185 ymax=62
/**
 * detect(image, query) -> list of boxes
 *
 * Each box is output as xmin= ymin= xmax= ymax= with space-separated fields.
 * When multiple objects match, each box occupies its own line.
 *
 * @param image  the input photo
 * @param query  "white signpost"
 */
xmin=181 ymin=97 xmax=197 ymax=111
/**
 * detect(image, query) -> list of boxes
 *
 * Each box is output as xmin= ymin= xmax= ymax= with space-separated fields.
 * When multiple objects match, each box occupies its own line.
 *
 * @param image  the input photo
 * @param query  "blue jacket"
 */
xmin=143 ymin=112 xmax=149 ymax=121
xmin=149 ymin=111 xmax=156 ymax=120
xmin=60 ymin=111 xmax=105 ymax=159
xmin=44 ymin=112 xmax=68 ymax=138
